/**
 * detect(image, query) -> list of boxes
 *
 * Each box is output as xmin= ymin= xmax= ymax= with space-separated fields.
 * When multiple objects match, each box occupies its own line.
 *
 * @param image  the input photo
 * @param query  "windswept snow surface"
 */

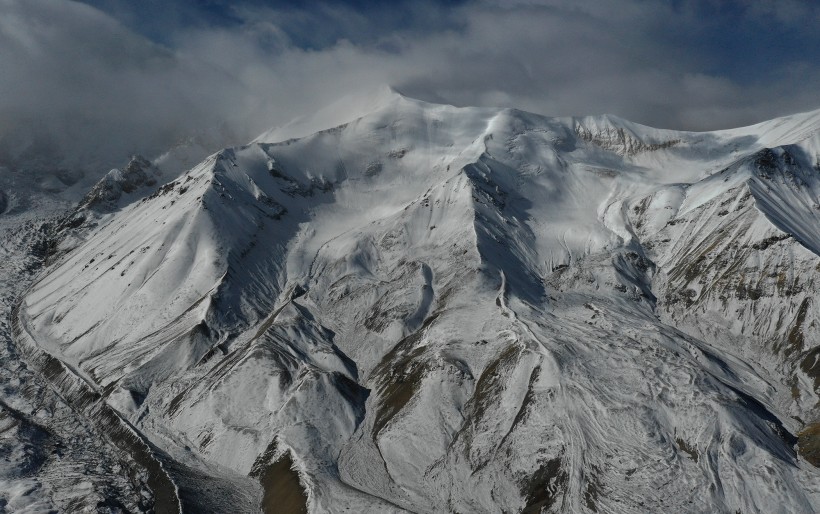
xmin=14 ymin=91 xmax=820 ymax=512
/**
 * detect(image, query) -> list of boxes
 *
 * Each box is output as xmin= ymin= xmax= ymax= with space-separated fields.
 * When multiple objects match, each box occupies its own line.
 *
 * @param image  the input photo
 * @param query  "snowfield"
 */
xmin=8 ymin=89 xmax=820 ymax=512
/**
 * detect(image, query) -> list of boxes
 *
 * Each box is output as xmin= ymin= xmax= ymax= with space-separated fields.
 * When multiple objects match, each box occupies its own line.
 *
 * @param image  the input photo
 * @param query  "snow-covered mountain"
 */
xmin=9 ymin=90 xmax=820 ymax=512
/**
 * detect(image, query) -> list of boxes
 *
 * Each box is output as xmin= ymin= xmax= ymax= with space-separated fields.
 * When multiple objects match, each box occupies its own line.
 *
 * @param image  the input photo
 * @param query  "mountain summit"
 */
xmin=11 ymin=95 xmax=820 ymax=512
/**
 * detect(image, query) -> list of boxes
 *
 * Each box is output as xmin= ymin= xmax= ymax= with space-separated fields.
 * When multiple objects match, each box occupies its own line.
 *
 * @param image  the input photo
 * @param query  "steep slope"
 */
xmin=14 ymin=92 xmax=820 ymax=512
xmin=0 ymin=128 xmax=239 ymax=513
xmin=631 ymin=137 xmax=820 ymax=416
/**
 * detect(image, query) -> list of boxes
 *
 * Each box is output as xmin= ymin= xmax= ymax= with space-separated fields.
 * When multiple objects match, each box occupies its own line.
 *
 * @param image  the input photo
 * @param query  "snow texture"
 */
xmin=9 ymin=89 xmax=820 ymax=512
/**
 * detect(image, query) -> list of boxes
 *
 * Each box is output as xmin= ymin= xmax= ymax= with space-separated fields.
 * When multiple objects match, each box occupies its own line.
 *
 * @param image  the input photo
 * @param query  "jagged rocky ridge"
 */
xmin=13 ymin=91 xmax=820 ymax=512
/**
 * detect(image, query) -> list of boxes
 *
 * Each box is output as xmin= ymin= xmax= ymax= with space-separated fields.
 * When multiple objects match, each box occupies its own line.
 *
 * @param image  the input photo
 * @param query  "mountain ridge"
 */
xmin=10 ymin=93 xmax=820 ymax=512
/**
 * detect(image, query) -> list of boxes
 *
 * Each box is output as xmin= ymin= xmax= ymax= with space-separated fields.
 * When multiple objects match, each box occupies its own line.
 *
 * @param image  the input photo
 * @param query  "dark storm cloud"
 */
xmin=1 ymin=0 xmax=819 ymax=173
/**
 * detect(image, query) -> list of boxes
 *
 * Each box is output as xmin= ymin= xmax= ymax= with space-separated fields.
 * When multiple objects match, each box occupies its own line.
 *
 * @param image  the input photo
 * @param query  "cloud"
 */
xmin=1 ymin=0 xmax=819 ymax=179
xmin=0 ymin=0 xmax=240 ymax=173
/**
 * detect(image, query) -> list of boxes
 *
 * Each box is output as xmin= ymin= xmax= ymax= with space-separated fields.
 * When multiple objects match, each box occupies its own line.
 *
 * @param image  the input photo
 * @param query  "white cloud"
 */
xmin=1 ymin=0 xmax=818 ymax=177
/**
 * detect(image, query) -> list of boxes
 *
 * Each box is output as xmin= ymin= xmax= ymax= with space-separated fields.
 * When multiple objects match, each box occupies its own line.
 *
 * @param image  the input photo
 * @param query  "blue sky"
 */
xmin=1 ymin=0 xmax=819 ymax=166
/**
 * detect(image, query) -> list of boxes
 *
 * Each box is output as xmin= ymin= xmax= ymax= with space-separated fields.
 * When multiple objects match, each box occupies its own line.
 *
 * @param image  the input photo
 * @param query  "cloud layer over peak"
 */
xmin=1 ymin=0 xmax=819 ymax=176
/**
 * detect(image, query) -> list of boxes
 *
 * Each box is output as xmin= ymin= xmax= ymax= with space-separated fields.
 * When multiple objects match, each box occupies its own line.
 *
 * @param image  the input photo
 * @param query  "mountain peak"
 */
xmin=13 ymin=90 xmax=820 ymax=513
xmin=254 ymin=84 xmax=410 ymax=144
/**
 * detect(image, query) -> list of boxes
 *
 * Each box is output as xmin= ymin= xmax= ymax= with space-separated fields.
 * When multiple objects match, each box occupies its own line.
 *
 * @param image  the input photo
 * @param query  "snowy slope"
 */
xmin=14 ymin=91 xmax=820 ymax=512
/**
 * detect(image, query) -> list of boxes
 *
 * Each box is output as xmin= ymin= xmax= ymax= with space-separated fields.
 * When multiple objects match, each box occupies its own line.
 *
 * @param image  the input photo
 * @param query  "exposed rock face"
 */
xmin=13 ymin=93 xmax=820 ymax=512
xmin=574 ymin=117 xmax=681 ymax=156
xmin=79 ymin=155 xmax=163 ymax=211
